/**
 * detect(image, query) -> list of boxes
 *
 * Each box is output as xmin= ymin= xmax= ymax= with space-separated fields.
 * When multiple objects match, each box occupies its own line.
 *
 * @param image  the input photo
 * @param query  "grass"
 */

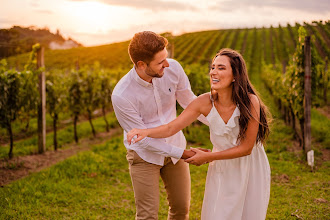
xmin=0 ymin=112 xmax=119 ymax=159
xmin=311 ymin=108 xmax=330 ymax=149
xmin=0 ymin=137 xmax=134 ymax=219
xmin=1 ymin=127 xmax=329 ymax=219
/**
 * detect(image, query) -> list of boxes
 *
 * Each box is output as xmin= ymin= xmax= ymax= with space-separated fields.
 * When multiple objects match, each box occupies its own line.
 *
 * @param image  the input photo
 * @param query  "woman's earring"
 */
xmin=232 ymin=79 xmax=235 ymax=82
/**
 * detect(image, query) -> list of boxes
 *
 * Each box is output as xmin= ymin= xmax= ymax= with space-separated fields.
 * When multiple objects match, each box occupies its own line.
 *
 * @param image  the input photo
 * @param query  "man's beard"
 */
xmin=145 ymin=66 xmax=163 ymax=78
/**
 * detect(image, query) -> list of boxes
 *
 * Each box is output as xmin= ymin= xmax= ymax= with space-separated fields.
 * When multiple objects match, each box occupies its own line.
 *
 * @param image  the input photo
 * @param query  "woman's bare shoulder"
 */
xmin=248 ymin=94 xmax=260 ymax=108
xmin=248 ymin=93 xmax=261 ymax=116
xmin=193 ymin=92 xmax=213 ymax=116
xmin=196 ymin=92 xmax=212 ymax=103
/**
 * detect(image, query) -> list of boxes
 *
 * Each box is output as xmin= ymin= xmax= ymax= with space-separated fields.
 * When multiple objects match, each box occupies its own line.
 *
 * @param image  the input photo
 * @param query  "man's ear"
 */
xmin=136 ymin=61 xmax=147 ymax=70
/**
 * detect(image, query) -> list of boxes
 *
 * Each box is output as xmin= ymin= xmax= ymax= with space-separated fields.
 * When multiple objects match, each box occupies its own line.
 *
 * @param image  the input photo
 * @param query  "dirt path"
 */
xmin=0 ymin=128 xmax=122 ymax=186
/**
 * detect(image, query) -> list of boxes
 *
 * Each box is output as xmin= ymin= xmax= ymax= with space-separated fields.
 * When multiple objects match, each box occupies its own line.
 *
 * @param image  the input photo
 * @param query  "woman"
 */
xmin=127 ymin=48 xmax=271 ymax=220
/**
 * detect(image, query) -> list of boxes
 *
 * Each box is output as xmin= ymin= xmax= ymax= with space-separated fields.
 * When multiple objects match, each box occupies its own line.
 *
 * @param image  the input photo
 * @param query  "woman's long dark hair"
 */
xmin=211 ymin=48 xmax=271 ymax=143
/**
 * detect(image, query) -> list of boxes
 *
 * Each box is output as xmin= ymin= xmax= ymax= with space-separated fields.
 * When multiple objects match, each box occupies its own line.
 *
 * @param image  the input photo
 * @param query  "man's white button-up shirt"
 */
xmin=112 ymin=59 xmax=206 ymax=166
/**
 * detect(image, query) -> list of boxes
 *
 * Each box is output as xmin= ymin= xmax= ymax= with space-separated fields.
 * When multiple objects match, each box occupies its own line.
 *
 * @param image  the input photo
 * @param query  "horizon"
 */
xmin=1 ymin=0 xmax=330 ymax=47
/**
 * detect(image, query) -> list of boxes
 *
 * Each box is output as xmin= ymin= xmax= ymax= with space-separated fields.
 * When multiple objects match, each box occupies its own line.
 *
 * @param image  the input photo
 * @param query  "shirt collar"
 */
xmin=132 ymin=66 xmax=153 ymax=88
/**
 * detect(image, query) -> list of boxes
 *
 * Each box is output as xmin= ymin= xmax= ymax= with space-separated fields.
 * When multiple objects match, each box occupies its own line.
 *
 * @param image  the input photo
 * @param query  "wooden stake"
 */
xmin=37 ymin=47 xmax=46 ymax=154
xmin=324 ymin=58 xmax=328 ymax=105
xmin=304 ymin=36 xmax=312 ymax=155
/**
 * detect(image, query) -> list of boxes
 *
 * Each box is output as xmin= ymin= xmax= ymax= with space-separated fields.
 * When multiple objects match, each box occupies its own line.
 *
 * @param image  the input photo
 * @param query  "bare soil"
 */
xmin=0 ymin=128 xmax=122 ymax=186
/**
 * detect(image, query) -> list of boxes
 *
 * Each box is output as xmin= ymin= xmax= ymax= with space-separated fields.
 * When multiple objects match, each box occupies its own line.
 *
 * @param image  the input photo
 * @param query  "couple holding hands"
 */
xmin=112 ymin=31 xmax=271 ymax=220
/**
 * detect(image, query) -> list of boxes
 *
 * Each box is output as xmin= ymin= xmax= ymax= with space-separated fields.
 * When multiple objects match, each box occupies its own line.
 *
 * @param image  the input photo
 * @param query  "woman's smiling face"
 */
xmin=209 ymin=55 xmax=234 ymax=91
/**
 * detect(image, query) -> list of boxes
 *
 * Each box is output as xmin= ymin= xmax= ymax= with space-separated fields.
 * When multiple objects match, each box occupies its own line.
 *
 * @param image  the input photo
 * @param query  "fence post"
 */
xmin=304 ymin=36 xmax=313 ymax=169
xmin=324 ymin=58 xmax=328 ymax=105
xmin=37 ymin=47 xmax=46 ymax=154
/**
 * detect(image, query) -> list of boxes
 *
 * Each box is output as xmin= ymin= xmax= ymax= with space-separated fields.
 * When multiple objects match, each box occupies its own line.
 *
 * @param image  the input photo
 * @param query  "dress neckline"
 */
xmin=207 ymin=93 xmax=240 ymax=127
xmin=207 ymin=104 xmax=239 ymax=127
xmin=215 ymin=105 xmax=239 ymax=125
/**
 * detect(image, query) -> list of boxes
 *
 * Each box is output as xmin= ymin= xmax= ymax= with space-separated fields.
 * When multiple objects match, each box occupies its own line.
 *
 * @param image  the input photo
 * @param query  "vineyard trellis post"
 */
xmin=37 ymin=46 xmax=46 ymax=154
xmin=324 ymin=58 xmax=328 ymax=105
xmin=304 ymin=36 xmax=313 ymax=169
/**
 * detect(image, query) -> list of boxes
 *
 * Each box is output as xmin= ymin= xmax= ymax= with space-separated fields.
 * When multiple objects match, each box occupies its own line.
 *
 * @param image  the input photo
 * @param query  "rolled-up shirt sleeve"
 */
xmin=112 ymin=94 xmax=184 ymax=159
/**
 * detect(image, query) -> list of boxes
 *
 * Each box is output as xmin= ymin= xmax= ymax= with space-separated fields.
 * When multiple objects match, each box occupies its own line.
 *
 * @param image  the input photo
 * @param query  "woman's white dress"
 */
xmin=201 ymin=103 xmax=271 ymax=220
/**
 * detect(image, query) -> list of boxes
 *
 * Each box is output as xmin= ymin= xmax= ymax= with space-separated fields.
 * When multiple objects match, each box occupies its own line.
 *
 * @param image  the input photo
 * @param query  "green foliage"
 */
xmin=80 ymin=67 xmax=101 ymax=136
xmin=67 ymin=70 xmax=83 ymax=117
xmin=262 ymin=26 xmax=326 ymax=135
xmin=286 ymin=26 xmax=306 ymax=121
xmin=97 ymin=63 xmax=114 ymax=111
xmin=1 ymin=45 xmax=126 ymax=156
xmin=46 ymin=70 xmax=68 ymax=118
xmin=18 ymin=44 xmax=41 ymax=127
xmin=0 ymin=60 xmax=24 ymax=158
xmin=0 ymin=61 xmax=21 ymax=127
xmin=183 ymin=63 xmax=210 ymax=95
xmin=183 ymin=124 xmax=212 ymax=148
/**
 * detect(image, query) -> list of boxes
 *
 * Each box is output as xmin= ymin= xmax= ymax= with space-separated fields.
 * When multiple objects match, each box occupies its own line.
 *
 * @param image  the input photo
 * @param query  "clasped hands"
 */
xmin=182 ymin=148 xmax=212 ymax=166
xmin=127 ymin=128 xmax=212 ymax=166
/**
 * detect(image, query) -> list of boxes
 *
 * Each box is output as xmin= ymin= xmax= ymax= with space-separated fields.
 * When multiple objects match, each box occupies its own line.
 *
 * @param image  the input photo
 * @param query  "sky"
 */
xmin=1 ymin=0 xmax=330 ymax=47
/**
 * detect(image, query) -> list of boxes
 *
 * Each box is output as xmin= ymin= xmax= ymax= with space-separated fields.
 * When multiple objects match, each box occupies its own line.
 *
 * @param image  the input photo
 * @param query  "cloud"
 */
xmin=66 ymin=19 xmax=224 ymax=46
xmin=215 ymin=0 xmax=330 ymax=14
xmin=29 ymin=0 xmax=40 ymax=7
xmin=68 ymin=0 xmax=198 ymax=11
xmin=29 ymin=0 xmax=53 ymax=14
xmin=34 ymin=9 xmax=53 ymax=14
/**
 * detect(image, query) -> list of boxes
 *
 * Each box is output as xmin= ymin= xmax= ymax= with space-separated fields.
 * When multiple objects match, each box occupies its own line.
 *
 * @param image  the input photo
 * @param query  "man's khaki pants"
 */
xmin=126 ymin=150 xmax=190 ymax=220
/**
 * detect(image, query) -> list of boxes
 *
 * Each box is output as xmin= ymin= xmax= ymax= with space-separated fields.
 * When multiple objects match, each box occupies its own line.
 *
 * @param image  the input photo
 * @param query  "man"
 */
xmin=112 ymin=31 xmax=207 ymax=220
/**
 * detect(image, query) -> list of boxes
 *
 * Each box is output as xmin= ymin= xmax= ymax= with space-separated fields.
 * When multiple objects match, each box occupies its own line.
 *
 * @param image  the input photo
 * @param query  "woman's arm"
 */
xmin=186 ymin=95 xmax=261 ymax=165
xmin=127 ymin=94 xmax=211 ymax=145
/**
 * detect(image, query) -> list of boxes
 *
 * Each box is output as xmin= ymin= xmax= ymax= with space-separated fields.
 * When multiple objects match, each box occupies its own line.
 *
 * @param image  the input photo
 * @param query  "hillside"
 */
xmin=5 ymin=20 xmax=330 ymax=72
xmin=0 ymin=26 xmax=82 ymax=58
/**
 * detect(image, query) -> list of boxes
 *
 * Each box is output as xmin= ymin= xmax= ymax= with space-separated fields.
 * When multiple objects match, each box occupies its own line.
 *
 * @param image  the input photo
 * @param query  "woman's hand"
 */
xmin=127 ymin=128 xmax=149 ymax=145
xmin=185 ymin=148 xmax=213 ymax=166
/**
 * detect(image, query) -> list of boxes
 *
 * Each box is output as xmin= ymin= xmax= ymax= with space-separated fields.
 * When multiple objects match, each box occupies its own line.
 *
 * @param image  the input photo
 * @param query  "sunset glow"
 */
xmin=62 ymin=1 xmax=127 ymax=34
xmin=1 ymin=0 xmax=330 ymax=46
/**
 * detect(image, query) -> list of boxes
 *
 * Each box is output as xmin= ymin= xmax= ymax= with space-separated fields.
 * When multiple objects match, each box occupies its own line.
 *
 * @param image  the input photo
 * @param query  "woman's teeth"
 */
xmin=212 ymin=79 xmax=219 ymax=82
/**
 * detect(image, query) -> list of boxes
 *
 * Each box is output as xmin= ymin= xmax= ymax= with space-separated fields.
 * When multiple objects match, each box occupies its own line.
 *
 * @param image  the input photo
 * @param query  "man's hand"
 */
xmin=181 ymin=148 xmax=210 ymax=160
xmin=196 ymin=147 xmax=211 ymax=153
xmin=181 ymin=149 xmax=196 ymax=159
xmin=185 ymin=148 xmax=213 ymax=166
